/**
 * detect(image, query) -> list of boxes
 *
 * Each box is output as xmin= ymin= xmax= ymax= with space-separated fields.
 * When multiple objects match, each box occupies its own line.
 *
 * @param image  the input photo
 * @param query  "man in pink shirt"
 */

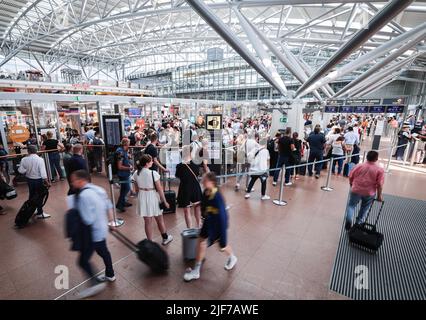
xmin=344 ymin=150 xmax=384 ymax=231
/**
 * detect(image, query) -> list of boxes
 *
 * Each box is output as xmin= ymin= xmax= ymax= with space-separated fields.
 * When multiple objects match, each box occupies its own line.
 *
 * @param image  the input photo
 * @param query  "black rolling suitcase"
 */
xmin=111 ymin=230 xmax=169 ymax=273
xmin=161 ymin=172 xmax=176 ymax=214
xmin=15 ymin=185 xmax=49 ymax=228
xmin=348 ymin=200 xmax=384 ymax=252
xmin=298 ymin=161 xmax=307 ymax=176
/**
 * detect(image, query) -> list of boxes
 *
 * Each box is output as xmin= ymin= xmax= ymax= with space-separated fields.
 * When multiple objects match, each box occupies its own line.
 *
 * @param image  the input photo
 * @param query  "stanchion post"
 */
xmin=321 ymin=158 xmax=334 ymax=192
xmin=43 ymin=153 xmax=52 ymax=182
xmin=362 ymin=151 xmax=367 ymax=163
xmin=402 ymin=143 xmax=409 ymax=166
xmin=385 ymin=146 xmax=393 ymax=173
xmin=273 ymin=165 xmax=287 ymax=206
xmin=107 ymin=164 xmax=124 ymax=227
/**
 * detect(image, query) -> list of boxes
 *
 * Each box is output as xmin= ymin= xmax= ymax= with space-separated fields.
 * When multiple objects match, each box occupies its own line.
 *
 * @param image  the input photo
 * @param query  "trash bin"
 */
xmin=181 ymin=228 xmax=199 ymax=261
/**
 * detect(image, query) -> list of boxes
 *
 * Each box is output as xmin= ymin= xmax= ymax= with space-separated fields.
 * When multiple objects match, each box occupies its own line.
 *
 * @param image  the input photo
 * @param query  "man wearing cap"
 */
xmin=18 ymin=145 xmax=51 ymax=219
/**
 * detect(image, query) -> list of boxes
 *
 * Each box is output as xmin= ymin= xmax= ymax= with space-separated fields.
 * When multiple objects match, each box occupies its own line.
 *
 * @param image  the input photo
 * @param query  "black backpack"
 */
xmin=106 ymin=150 xmax=120 ymax=175
xmin=129 ymin=132 xmax=136 ymax=146
xmin=92 ymin=137 xmax=103 ymax=145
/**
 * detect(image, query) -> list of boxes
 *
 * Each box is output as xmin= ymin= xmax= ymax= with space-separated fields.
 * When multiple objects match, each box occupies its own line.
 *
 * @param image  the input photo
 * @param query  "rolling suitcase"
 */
xmin=181 ymin=228 xmax=199 ymax=260
xmin=348 ymin=200 xmax=384 ymax=252
xmin=111 ymin=230 xmax=169 ymax=273
xmin=15 ymin=185 xmax=49 ymax=228
xmin=162 ymin=172 xmax=176 ymax=214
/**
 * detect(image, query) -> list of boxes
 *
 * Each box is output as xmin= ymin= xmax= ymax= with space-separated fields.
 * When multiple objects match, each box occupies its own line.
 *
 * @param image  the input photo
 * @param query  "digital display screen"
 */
xmin=324 ymin=106 xmax=339 ymax=113
xmin=386 ymin=105 xmax=405 ymax=113
xmin=354 ymin=106 xmax=369 ymax=113
xmin=340 ymin=106 xmax=354 ymax=113
xmin=102 ymin=115 xmax=123 ymax=146
xmin=128 ymin=108 xmax=141 ymax=118
xmin=369 ymin=106 xmax=386 ymax=113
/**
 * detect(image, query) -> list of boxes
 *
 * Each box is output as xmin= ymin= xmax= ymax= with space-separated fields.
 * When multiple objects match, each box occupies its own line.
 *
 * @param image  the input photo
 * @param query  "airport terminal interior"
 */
xmin=0 ymin=0 xmax=425 ymax=301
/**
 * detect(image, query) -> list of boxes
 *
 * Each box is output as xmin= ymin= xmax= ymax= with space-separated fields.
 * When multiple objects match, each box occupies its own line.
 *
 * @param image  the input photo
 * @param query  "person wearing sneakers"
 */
xmin=245 ymin=137 xmax=270 ymax=200
xmin=67 ymin=170 xmax=116 ymax=299
xmin=344 ymin=151 xmax=384 ymax=231
xmin=184 ymin=172 xmax=237 ymax=282
xmin=331 ymin=136 xmax=346 ymax=176
xmin=18 ymin=145 xmax=51 ymax=219
xmin=132 ymin=154 xmax=173 ymax=245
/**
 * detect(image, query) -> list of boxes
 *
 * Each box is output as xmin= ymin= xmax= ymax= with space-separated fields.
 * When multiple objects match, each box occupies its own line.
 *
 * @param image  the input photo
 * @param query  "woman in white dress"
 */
xmin=133 ymin=154 xmax=173 ymax=245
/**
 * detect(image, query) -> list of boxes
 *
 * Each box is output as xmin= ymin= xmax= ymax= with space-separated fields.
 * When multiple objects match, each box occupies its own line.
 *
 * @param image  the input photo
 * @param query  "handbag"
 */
xmin=152 ymin=170 xmax=166 ymax=210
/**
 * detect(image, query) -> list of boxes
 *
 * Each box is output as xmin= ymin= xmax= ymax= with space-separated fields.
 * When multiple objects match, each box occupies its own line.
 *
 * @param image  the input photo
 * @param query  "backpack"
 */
xmin=129 ymin=131 xmax=136 ymax=146
xmin=92 ymin=137 xmax=103 ymax=145
xmin=106 ymin=150 xmax=120 ymax=176
xmin=65 ymin=189 xmax=92 ymax=251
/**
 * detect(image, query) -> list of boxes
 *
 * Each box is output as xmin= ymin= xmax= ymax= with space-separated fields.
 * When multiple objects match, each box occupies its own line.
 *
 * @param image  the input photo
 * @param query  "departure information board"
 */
xmin=340 ymin=106 xmax=354 ymax=113
xmin=102 ymin=115 xmax=123 ymax=146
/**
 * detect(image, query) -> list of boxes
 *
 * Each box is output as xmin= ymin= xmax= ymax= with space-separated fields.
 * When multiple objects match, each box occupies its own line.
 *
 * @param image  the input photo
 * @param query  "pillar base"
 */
xmin=108 ymin=218 xmax=125 ymax=227
xmin=321 ymin=186 xmax=334 ymax=192
xmin=273 ymin=200 xmax=287 ymax=206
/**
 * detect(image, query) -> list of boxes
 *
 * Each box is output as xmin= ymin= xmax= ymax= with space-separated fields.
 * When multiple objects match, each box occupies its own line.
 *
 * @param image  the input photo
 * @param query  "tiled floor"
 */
xmin=0 ymin=139 xmax=425 ymax=300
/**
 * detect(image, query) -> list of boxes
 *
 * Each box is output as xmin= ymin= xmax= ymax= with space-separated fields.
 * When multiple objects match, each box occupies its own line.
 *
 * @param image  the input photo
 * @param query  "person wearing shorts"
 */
xmin=183 ymin=172 xmax=237 ymax=282
xmin=175 ymin=145 xmax=202 ymax=229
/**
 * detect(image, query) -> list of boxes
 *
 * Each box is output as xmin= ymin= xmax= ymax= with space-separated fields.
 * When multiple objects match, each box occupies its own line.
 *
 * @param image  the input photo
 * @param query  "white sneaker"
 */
xmin=285 ymin=182 xmax=293 ymax=186
xmin=183 ymin=268 xmax=200 ymax=282
xmin=96 ymin=275 xmax=116 ymax=282
xmin=76 ymin=283 xmax=106 ymax=299
xmin=36 ymin=212 xmax=51 ymax=219
xmin=261 ymin=195 xmax=271 ymax=200
xmin=224 ymin=255 xmax=238 ymax=271
xmin=162 ymin=234 xmax=173 ymax=245
xmin=272 ymin=182 xmax=277 ymax=186
xmin=244 ymin=194 xmax=250 ymax=199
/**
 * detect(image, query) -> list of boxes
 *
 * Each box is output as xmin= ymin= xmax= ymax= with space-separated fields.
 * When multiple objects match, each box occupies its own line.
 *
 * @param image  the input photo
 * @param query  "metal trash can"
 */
xmin=181 ymin=228 xmax=199 ymax=261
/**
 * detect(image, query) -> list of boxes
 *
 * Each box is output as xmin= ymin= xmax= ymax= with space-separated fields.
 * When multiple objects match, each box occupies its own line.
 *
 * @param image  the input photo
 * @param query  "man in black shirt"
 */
xmin=64 ymin=144 xmax=88 ymax=195
xmin=41 ymin=130 xmax=65 ymax=182
xmin=273 ymin=128 xmax=295 ymax=186
xmin=306 ymin=125 xmax=326 ymax=178
xmin=145 ymin=133 xmax=168 ymax=173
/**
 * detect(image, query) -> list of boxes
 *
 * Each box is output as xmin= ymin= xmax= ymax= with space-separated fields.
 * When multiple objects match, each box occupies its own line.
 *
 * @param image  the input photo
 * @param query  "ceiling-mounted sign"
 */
xmin=280 ymin=117 xmax=288 ymax=123
xmin=369 ymin=106 xmax=386 ymax=113
xmin=354 ymin=106 xmax=370 ymax=113
xmin=326 ymin=99 xmax=344 ymax=106
xmin=205 ymin=114 xmax=222 ymax=131
xmin=386 ymin=105 xmax=405 ymax=113
xmin=340 ymin=106 xmax=354 ymax=113
xmin=324 ymin=106 xmax=340 ymax=113
xmin=382 ymin=98 xmax=405 ymax=105
xmin=345 ymin=99 xmax=381 ymax=105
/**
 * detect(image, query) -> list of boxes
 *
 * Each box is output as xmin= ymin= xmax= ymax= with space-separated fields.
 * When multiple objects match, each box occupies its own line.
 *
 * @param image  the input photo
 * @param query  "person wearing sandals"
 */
xmin=132 ymin=154 xmax=173 ymax=245
xmin=183 ymin=172 xmax=237 ymax=282
xmin=175 ymin=145 xmax=202 ymax=229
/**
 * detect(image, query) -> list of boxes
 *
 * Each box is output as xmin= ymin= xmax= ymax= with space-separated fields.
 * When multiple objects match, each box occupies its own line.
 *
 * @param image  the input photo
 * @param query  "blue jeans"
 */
xmin=344 ymin=191 xmax=375 ymax=225
xmin=273 ymin=155 xmax=291 ymax=184
xmin=307 ymin=150 xmax=323 ymax=175
xmin=116 ymin=177 xmax=130 ymax=209
xmin=27 ymin=178 xmax=44 ymax=215
xmin=48 ymin=152 xmax=64 ymax=180
xmin=331 ymin=155 xmax=344 ymax=174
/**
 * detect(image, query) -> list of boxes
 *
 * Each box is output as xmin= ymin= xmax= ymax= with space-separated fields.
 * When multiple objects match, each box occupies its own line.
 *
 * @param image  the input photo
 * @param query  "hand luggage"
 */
xmin=111 ymin=230 xmax=169 ymax=273
xmin=161 ymin=172 xmax=176 ymax=214
xmin=348 ymin=200 xmax=384 ymax=252
xmin=0 ymin=179 xmax=17 ymax=200
xmin=15 ymin=185 xmax=49 ymax=228
xmin=343 ymin=162 xmax=355 ymax=177
xmin=181 ymin=228 xmax=199 ymax=260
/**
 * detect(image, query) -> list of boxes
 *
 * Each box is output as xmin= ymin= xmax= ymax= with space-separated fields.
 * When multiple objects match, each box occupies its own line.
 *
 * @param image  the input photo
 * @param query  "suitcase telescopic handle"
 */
xmin=110 ymin=229 xmax=138 ymax=252
xmin=365 ymin=199 xmax=385 ymax=227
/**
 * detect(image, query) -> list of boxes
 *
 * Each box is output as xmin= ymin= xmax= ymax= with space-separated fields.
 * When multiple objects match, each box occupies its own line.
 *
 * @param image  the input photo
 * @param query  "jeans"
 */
xmin=93 ymin=152 xmax=103 ymax=173
xmin=236 ymin=163 xmax=250 ymax=186
xmin=344 ymin=191 xmax=375 ymax=225
xmin=273 ymin=155 xmax=291 ymax=184
xmin=331 ymin=155 xmax=344 ymax=174
xmin=48 ymin=152 xmax=64 ymax=180
xmin=307 ymin=151 xmax=323 ymax=175
xmin=247 ymin=174 xmax=267 ymax=196
xmin=78 ymin=240 xmax=114 ymax=285
xmin=116 ymin=177 xmax=130 ymax=209
xmin=395 ymin=144 xmax=407 ymax=161
xmin=27 ymin=178 xmax=44 ymax=215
